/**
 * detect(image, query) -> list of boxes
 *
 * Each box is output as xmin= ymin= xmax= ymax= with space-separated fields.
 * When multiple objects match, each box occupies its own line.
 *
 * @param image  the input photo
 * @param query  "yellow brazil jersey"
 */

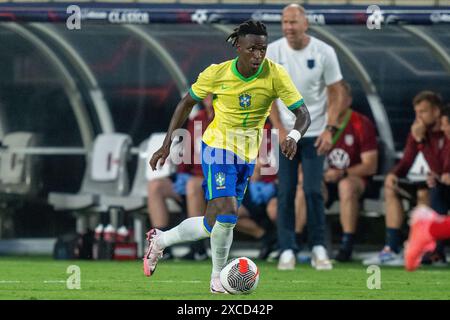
xmin=189 ymin=57 xmax=304 ymax=162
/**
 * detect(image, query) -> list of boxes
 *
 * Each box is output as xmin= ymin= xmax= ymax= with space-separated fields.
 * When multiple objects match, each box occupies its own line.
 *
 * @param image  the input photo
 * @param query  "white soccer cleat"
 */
xmin=277 ymin=249 xmax=296 ymax=270
xmin=210 ymin=277 xmax=228 ymax=294
xmin=311 ymin=245 xmax=333 ymax=270
xmin=143 ymin=228 xmax=164 ymax=277
xmin=362 ymin=246 xmax=404 ymax=266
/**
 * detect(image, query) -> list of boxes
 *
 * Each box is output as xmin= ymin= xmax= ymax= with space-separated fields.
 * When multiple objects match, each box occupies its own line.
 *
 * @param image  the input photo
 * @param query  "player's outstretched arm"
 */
xmin=149 ymin=93 xmax=197 ymax=171
xmin=281 ymin=105 xmax=311 ymax=160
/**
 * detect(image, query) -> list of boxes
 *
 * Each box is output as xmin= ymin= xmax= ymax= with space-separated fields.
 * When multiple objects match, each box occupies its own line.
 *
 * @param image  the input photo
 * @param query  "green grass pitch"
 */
xmin=1 ymin=256 xmax=450 ymax=300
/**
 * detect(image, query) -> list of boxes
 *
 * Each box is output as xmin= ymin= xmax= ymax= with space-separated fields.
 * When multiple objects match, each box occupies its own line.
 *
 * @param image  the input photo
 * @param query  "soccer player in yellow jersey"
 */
xmin=143 ymin=20 xmax=311 ymax=293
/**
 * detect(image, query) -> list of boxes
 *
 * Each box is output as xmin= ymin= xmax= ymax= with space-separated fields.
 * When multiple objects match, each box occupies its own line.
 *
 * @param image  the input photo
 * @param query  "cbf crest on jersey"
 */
xmin=239 ymin=93 xmax=251 ymax=108
xmin=215 ymin=172 xmax=226 ymax=189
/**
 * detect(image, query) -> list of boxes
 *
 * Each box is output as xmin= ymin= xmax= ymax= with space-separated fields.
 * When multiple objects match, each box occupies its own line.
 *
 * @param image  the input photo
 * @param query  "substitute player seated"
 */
xmin=406 ymin=106 xmax=450 ymax=271
xmin=420 ymin=104 xmax=450 ymax=265
xmin=323 ymin=81 xmax=378 ymax=262
xmin=363 ymin=91 xmax=445 ymax=266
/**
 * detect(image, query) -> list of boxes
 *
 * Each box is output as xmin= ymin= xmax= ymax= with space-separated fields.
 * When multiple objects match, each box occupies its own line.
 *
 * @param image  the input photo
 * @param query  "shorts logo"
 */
xmin=239 ymin=93 xmax=251 ymax=108
xmin=215 ymin=172 xmax=226 ymax=189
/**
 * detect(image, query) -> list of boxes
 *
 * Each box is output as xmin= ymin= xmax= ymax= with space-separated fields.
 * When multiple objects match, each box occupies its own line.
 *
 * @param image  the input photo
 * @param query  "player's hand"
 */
xmin=281 ymin=137 xmax=297 ymax=160
xmin=411 ymin=118 xmax=426 ymax=143
xmin=384 ymin=173 xmax=398 ymax=190
xmin=315 ymin=130 xmax=333 ymax=155
xmin=441 ymin=173 xmax=450 ymax=185
xmin=278 ymin=127 xmax=288 ymax=144
xmin=149 ymin=144 xmax=170 ymax=171
xmin=426 ymin=171 xmax=438 ymax=188
xmin=324 ymin=169 xmax=344 ymax=183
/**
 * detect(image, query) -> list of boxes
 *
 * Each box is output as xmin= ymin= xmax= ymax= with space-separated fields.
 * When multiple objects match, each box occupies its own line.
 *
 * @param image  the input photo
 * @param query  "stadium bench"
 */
xmin=48 ymin=133 xmax=132 ymax=233
xmin=99 ymin=132 xmax=182 ymax=257
xmin=0 ymin=132 xmax=41 ymax=196
xmin=0 ymin=132 xmax=41 ymax=238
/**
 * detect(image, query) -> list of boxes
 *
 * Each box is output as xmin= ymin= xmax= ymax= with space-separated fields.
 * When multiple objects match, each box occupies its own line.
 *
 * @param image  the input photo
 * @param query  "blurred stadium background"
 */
xmin=0 ymin=0 xmax=449 ymax=260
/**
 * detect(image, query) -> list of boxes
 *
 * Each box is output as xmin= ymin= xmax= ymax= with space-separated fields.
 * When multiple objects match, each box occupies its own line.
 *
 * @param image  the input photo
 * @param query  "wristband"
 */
xmin=287 ymin=129 xmax=302 ymax=143
xmin=325 ymin=125 xmax=338 ymax=135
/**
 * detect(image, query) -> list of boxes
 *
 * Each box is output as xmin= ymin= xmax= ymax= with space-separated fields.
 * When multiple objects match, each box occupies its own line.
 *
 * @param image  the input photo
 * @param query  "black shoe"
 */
xmin=421 ymin=249 xmax=447 ymax=266
xmin=258 ymin=244 xmax=272 ymax=260
xmin=193 ymin=250 xmax=208 ymax=261
xmin=180 ymin=248 xmax=208 ymax=261
xmin=161 ymin=248 xmax=174 ymax=261
xmin=179 ymin=249 xmax=195 ymax=260
xmin=335 ymin=249 xmax=352 ymax=262
xmin=258 ymin=231 xmax=277 ymax=260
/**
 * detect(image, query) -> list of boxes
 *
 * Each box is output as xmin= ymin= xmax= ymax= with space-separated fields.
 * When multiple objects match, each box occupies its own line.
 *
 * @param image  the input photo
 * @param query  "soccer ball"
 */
xmin=219 ymin=257 xmax=260 ymax=294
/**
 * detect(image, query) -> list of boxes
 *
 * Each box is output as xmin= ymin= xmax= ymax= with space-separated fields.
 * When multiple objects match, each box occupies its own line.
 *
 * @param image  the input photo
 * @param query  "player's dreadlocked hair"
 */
xmin=226 ymin=20 xmax=267 ymax=47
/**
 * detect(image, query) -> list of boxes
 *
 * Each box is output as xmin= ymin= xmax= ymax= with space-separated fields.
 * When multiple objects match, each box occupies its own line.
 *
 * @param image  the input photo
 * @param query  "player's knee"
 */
xmin=186 ymin=177 xmax=203 ymax=196
xmin=267 ymin=199 xmax=277 ymax=222
xmin=205 ymin=199 xmax=237 ymax=226
xmin=267 ymin=211 xmax=277 ymax=223
xmin=215 ymin=197 xmax=238 ymax=215
xmin=185 ymin=183 xmax=196 ymax=197
xmin=148 ymin=179 xmax=166 ymax=196
xmin=338 ymin=179 xmax=357 ymax=201
xmin=203 ymin=213 xmax=238 ymax=234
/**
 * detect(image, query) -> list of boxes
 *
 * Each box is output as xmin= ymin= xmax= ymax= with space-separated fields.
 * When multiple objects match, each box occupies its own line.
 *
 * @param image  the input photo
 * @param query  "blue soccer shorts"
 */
xmin=201 ymin=142 xmax=255 ymax=207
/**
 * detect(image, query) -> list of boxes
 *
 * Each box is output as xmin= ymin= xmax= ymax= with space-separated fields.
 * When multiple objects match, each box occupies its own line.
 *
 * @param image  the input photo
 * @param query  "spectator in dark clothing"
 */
xmin=322 ymin=82 xmax=378 ymax=262
xmin=363 ymin=91 xmax=445 ymax=266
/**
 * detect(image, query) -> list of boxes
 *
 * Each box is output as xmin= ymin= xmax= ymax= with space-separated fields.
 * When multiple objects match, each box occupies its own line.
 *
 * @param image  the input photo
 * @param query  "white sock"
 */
xmin=156 ymin=216 xmax=209 ymax=249
xmin=210 ymin=221 xmax=235 ymax=279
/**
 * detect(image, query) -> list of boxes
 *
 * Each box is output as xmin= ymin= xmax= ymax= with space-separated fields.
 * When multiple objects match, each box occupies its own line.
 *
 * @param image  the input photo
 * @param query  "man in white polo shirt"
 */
xmin=267 ymin=3 xmax=345 ymax=270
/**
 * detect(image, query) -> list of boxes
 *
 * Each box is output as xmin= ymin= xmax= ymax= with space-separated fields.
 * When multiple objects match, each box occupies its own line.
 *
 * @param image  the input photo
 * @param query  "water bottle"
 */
xmin=103 ymin=224 xmax=116 ymax=243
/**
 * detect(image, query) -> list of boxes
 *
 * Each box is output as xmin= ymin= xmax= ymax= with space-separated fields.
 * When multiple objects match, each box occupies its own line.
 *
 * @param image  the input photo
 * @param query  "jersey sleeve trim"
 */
xmin=189 ymin=87 xmax=202 ymax=102
xmin=287 ymin=98 xmax=305 ymax=111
